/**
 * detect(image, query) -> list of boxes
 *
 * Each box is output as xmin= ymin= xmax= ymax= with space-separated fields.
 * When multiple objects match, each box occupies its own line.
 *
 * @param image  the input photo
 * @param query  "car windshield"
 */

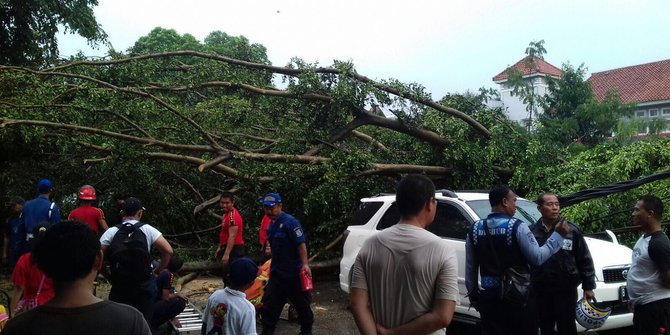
xmin=467 ymin=199 xmax=541 ymax=226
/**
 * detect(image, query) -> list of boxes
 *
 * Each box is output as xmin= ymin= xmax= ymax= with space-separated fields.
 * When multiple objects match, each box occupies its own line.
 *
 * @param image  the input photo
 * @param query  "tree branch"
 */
xmin=42 ymin=51 xmax=490 ymax=138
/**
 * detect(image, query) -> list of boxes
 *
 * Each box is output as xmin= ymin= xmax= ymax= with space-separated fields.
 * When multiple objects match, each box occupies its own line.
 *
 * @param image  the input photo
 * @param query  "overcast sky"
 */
xmin=58 ymin=0 xmax=670 ymax=99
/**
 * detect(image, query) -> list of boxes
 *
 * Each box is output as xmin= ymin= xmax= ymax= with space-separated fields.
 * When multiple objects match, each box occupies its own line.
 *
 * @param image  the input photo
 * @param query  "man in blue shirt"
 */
xmin=259 ymin=193 xmax=313 ymax=335
xmin=21 ymin=179 xmax=61 ymax=248
xmin=465 ymin=185 xmax=569 ymax=335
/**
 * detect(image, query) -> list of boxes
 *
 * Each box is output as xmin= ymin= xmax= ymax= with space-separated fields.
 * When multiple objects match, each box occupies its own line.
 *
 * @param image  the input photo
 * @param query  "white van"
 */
xmin=339 ymin=191 xmax=634 ymax=331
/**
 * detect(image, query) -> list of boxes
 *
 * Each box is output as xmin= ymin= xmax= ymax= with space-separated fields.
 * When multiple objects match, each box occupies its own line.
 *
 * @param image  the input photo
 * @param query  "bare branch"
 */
xmin=198 ymin=154 xmax=232 ymax=172
xmin=43 ymin=51 xmax=489 ymax=137
xmin=0 ymin=65 xmax=223 ymax=150
xmin=359 ymin=164 xmax=452 ymax=176
xmin=0 ymin=102 xmax=153 ymax=138
xmin=351 ymin=130 xmax=390 ymax=153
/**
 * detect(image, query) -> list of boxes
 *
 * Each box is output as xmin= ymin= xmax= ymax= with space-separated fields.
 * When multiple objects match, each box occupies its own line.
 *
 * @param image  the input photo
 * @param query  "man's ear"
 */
xmin=93 ymin=249 xmax=104 ymax=271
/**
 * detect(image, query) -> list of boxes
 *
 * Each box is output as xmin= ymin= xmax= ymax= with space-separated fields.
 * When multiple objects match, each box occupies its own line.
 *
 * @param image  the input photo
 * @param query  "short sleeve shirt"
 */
xmin=267 ymin=212 xmax=306 ymax=277
xmin=99 ymin=220 xmax=162 ymax=252
xmin=351 ymin=224 xmax=458 ymax=334
xmin=68 ymin=205 xmax=105 ymax=235
xmin=628 ymin=231 xmax=670 ymax=305
xmin=22 ymin=195 xmax=60 ymax=234
xmin=219 ymin=208 xmax=244 ymax=246
xmin=259 ymin=215 xmax=271 ymax=246
xmin=11 ymin=253 xmax=55 ymax=305
xmin=156 ymin=270 xmax=176 ymax=295
xmin=202 ymin=287 xmax=256 ymax=335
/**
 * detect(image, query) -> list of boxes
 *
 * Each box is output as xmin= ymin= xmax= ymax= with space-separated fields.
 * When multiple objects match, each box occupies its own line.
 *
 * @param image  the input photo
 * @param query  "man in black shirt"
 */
xmin=531 ymin=193 xmax=596 ymax=335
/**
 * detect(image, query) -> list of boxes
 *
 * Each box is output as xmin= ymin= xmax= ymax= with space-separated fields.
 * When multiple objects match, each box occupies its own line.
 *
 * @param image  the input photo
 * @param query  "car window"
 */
xmin=515 ymin=200 xmax=542 ymax=225
xmin=377 ymin=203 xmax=399 ymax=230
xmin=466 ymin=199 xmax=541 ymax=226
xmin=428 ymin=201 xmax=471 ymax=240
xmin=353 ymin=201 xmax=384 ymax=226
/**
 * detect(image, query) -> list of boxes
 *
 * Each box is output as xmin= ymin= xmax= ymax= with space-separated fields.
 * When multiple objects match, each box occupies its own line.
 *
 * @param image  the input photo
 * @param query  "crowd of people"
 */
xmin=1 ymin=176 xmax=668 ymax=335
xmin=351 ymin=175 xmax=670 ymax=335
xmin=1 ymin=179 xmax=314 ymax=335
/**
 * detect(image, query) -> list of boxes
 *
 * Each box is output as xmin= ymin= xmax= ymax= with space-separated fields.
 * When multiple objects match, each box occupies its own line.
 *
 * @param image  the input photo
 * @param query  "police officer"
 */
xmin=466 ymin=185 xmax=570 ymax=335
xmin=259 ymin=193 xmax=313 ymax=335
xmin=531 ymin=193 xmax=596 ymax=335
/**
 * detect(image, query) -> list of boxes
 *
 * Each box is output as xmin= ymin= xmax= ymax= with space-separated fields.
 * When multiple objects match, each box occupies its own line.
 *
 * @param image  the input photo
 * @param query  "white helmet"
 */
xmin=575 ymin=298 xmax=611 ymax=329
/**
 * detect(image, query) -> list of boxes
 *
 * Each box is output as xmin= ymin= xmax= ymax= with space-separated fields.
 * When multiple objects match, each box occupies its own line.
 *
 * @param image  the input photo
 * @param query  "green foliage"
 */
xmin=2 ymin=29 xmax=670 ymax=260
xmin=541 ymin=64 xmax=635 ymax=147
xmin=522 ymin=139 xmax=670 ymax=239
xmin=0 ymin=0 xmax=107 ymax=67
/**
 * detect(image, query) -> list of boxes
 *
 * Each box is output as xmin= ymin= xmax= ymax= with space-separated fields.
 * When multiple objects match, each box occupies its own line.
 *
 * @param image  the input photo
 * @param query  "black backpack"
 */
xmin=108 ymin=222 xmax=152 ymax=285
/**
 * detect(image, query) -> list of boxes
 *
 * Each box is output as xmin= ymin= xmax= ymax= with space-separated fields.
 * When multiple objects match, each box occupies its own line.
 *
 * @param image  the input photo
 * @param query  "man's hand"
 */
xmin=376 ymin=323 xmax=389 ymax=335
xmin=583 ymin=290 xmax=595 ymax=301
xmin=221 ymin=253 xmax=230 ymax=267
xmin=303 ymin=264 xmax=312 ymax=278
xmin=554 ymin=218 xmax=570 ymax=237
xmin=214 ymin=246 xmax=221 ymax=260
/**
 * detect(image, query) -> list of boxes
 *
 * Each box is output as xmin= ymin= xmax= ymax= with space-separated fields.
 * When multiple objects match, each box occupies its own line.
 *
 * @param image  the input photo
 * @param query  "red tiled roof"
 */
xmin=587 ymin=59 xmax=670 ymax=104
xmin=492 ymin=56 xmax=563 ymax=82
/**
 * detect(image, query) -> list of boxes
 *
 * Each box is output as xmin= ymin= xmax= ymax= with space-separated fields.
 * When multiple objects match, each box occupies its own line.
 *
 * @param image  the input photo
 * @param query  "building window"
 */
xmin=649 ymin=109 xmax=659 ymax=117
xmin=636 ymin=110 xmax=646 ymax=118
xmin=663 ymin=108 xmax=670 ymax=116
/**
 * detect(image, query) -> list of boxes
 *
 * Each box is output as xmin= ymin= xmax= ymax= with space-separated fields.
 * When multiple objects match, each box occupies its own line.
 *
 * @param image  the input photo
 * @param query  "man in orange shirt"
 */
xmin=68 ymin=185 xmax=108 ymax=236
xmin=215 ymin=192 xmax=245 ymax=285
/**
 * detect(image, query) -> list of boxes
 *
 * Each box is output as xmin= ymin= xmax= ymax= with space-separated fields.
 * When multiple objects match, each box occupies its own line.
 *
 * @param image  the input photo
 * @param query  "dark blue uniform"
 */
xmin=261 ymin=212 xmax=313 ymax=335
xmin=22 ymin=195 xmax=60 ymax=247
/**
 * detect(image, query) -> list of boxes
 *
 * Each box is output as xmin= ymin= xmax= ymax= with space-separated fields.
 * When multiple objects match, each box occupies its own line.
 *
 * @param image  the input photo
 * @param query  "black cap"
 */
xmin=122 ymin=197 xmax=145 ymax=216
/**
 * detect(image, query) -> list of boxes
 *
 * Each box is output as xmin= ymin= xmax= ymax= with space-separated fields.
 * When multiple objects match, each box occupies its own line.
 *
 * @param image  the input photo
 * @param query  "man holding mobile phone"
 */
xmin=531 ymin=193 xmax=596 ymax=335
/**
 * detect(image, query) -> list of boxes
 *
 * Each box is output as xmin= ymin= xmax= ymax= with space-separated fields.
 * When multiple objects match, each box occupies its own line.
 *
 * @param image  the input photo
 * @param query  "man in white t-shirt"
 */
xmin=351 ymin=174 xmax=459 ymax=335
xmin=100 ymin=197 xmax=174 ymax=327
xmin=202 ymin=257 xmax=259 ymax=335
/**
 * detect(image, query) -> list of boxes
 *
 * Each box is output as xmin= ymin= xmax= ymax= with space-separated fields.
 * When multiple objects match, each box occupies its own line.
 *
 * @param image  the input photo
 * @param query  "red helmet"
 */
xmin=78 ymin=185 xmax=96 ymax=201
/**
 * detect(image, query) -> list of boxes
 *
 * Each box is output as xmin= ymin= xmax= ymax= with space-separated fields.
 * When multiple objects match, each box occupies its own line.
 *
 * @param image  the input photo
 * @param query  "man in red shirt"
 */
xmin=68 ymin=185 xmax=108 ymax=236
xmin=215 ymin=192 xmax=245 ymax=284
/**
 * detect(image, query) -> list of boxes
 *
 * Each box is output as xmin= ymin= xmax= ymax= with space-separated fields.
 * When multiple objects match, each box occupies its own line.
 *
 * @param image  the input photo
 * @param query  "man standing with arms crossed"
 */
xmin=351 ymin=174 xmax=459 ymax=335
xmin=215 ymin=192 xmax=245 ymax=285
xmin=627 ymin=195 xmax=670 ymax=335
xmin=531 ymin=193 xmax=596 ymax=335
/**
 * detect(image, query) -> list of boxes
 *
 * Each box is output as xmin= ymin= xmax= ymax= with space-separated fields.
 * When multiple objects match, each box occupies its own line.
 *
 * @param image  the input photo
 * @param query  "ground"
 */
xmin=177 ymin=273 xmax=359 ymax=335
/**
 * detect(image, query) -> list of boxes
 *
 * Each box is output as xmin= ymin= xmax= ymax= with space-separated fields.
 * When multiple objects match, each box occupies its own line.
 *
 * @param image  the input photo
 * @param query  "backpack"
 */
xmin=108 ymin=222 xmax=152 ymax=285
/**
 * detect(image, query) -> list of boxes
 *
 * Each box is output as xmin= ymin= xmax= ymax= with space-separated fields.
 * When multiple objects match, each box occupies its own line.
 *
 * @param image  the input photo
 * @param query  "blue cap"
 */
xmin=37 ymin=179 xmax=53 ymax=193
xmin=229 ymin=258 xmax=259 ymax=288
xmin=259 ymin=193 xmax=282 ymax=206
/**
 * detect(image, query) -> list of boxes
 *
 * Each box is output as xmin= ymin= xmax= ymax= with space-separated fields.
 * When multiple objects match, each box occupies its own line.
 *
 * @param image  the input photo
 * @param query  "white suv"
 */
xmin=339 ymin=190 xmax=634 ymax=331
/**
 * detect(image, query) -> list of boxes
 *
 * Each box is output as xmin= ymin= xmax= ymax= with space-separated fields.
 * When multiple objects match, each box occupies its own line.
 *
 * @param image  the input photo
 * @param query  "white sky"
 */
xmin=58 ymin=0 xmax=670 ymax=99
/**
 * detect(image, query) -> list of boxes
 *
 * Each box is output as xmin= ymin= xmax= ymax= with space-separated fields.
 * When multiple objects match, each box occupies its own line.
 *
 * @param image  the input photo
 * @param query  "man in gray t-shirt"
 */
xmin=627 ymin=195 xmax=670 ymax=335
xmin=350 ymin=175 xmax=458 ymax=335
